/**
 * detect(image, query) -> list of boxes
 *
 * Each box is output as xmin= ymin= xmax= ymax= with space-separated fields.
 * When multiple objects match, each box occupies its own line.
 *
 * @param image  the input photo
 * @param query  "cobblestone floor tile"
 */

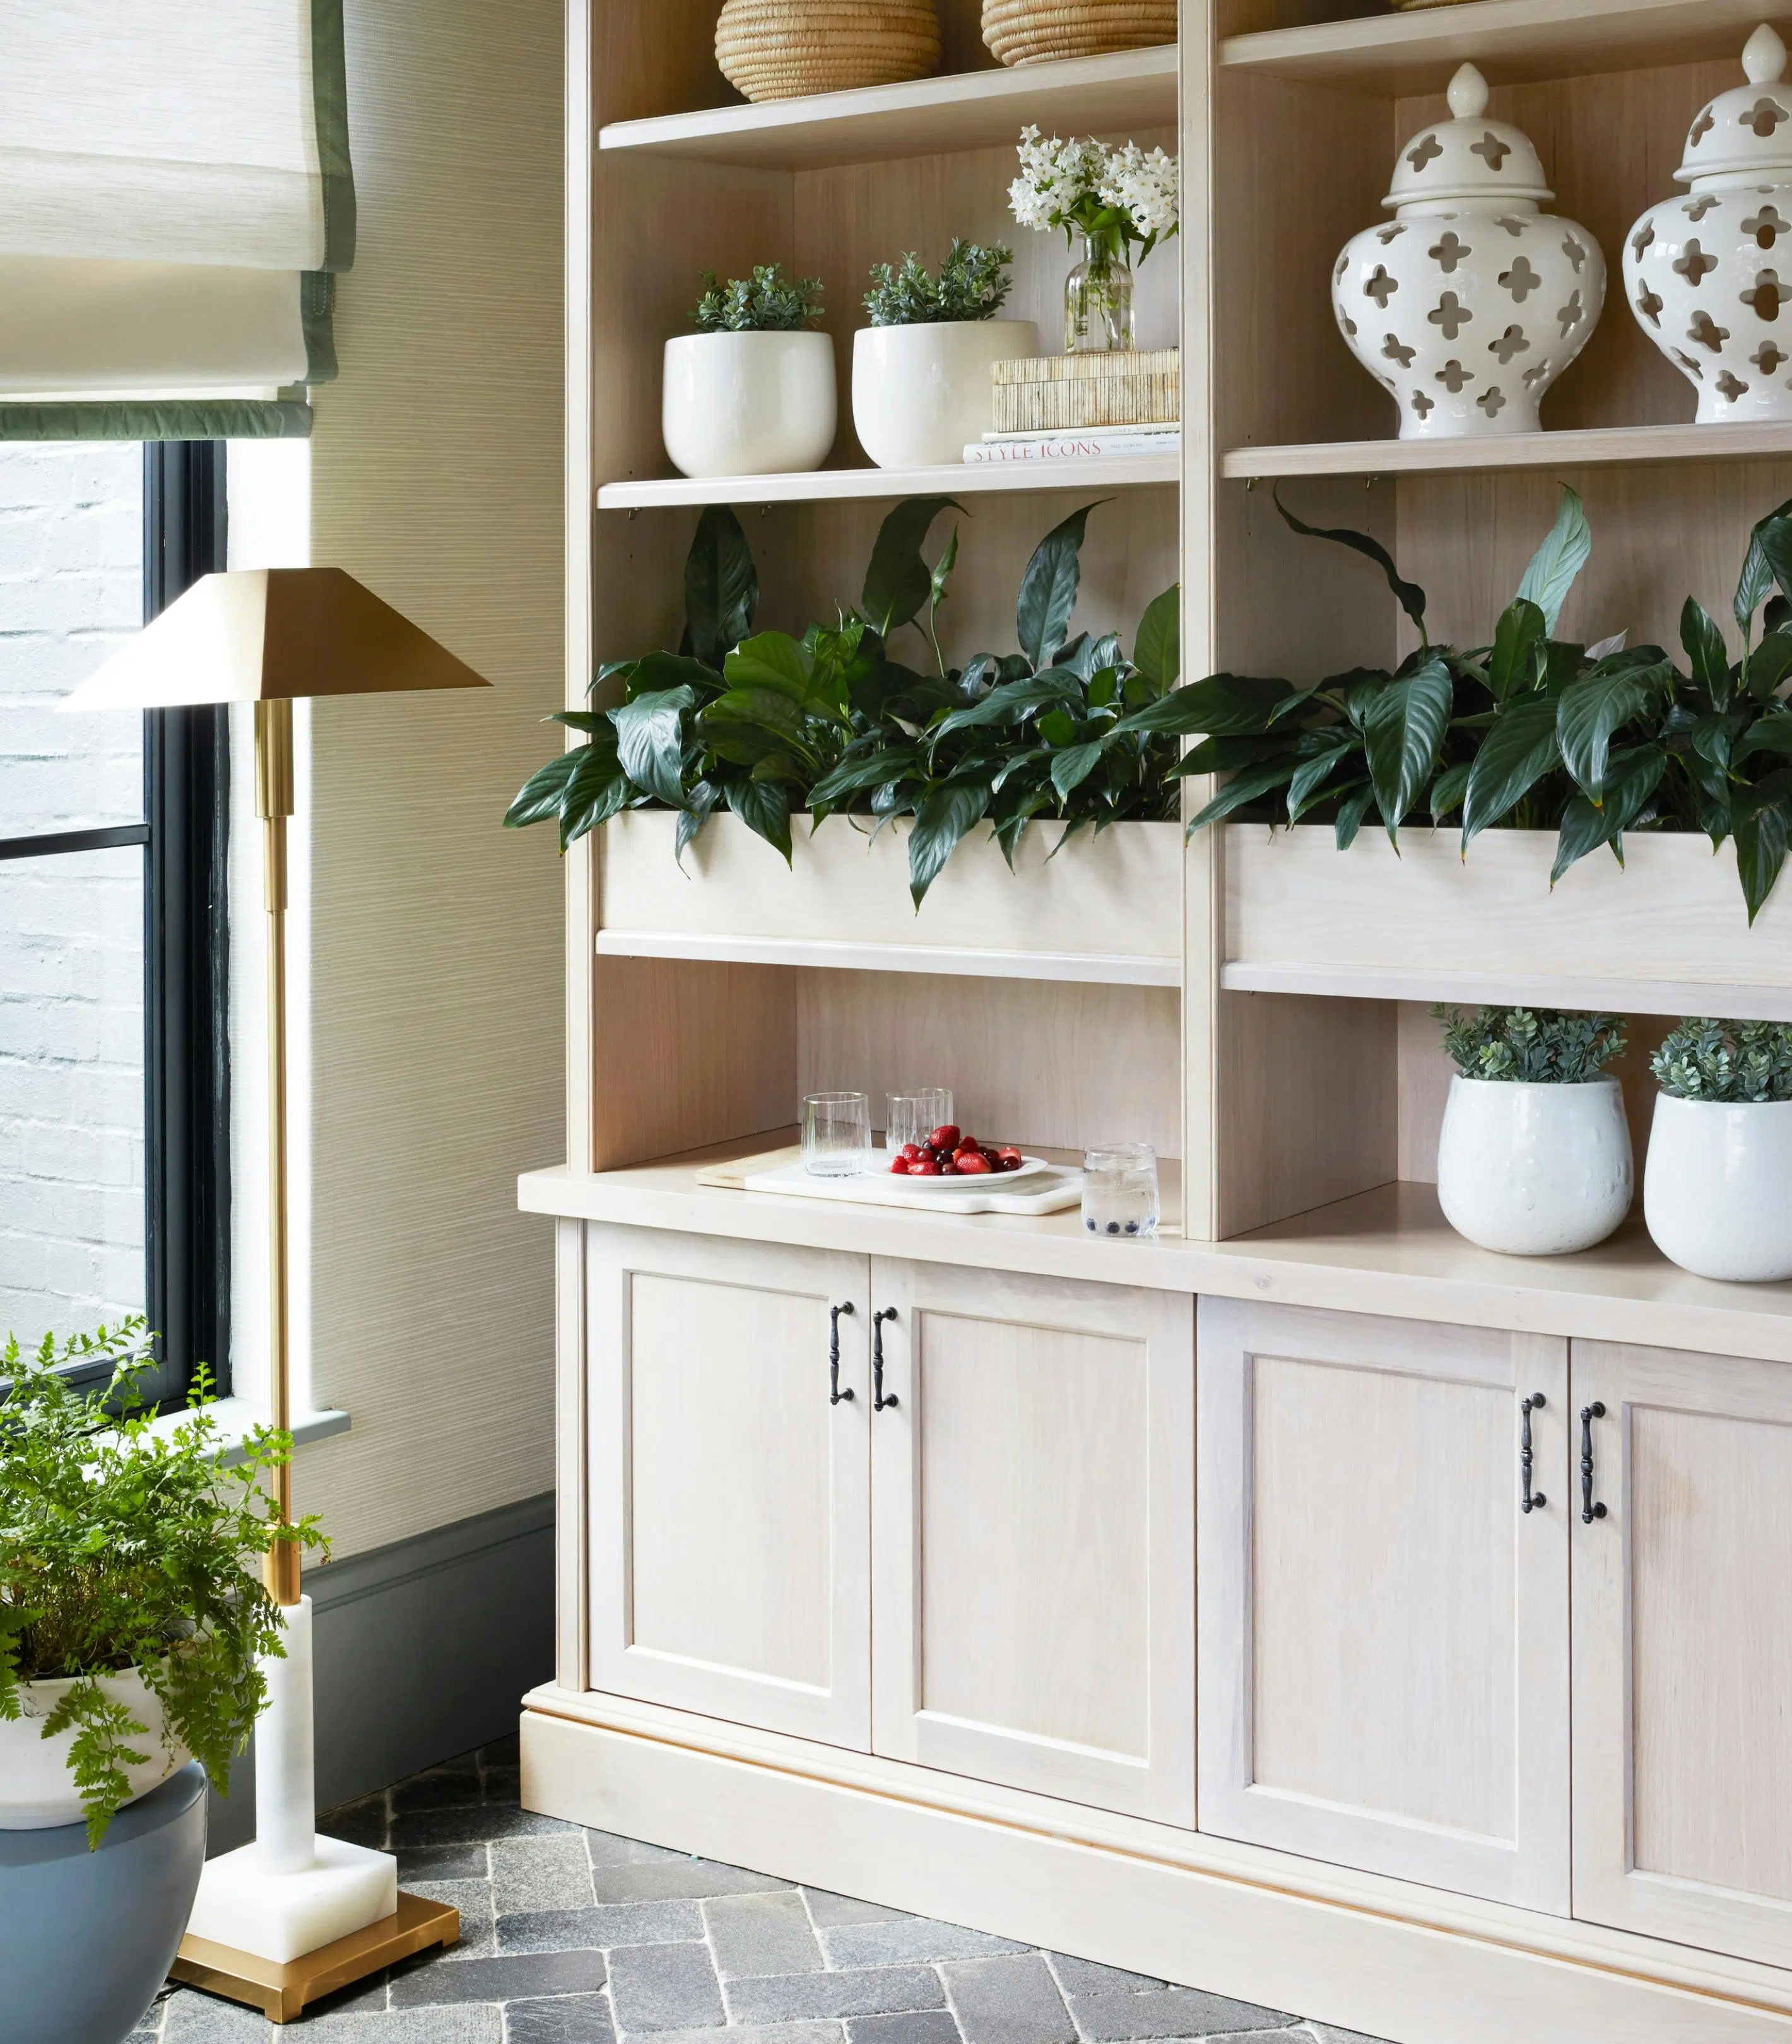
xmin=591 ymin=1859 xmax=792 ymax=1906
xmin=607 ymin=1941 xmax=727 ymax=2033
xmin=726 ymin=1968 xmax=947 ymax=2023
xmin=846 ymin=2012 xmax=964 ymax=2044
xmin=492 ymin=1835 xmax=599 ymax=1914
xmin=389 ymin=1949 xmax=608 ymax=2007
xmin=705 ymin=1891 xmax=825 ymax=1978
xmin=940 ymin=1956 xmax=1073 ymax=2044
xmin=301 ymin=2006 xmax=503 ymax=2041
xmin=1068 ymin=1989 xmax=1295 ymax=2041
xmin=504 ymin=1993 xmax=617 ymax=2044
xmin=500 ymin=1902 xmax=704 ymax=1953
xmin=824 ymin=1923 xmax=1025 ymax=1968
xmin=801 ymin=1892 xmax=911 ymax=1930
xmin=1043 ymin=1957 xmax=1166 ymax=1997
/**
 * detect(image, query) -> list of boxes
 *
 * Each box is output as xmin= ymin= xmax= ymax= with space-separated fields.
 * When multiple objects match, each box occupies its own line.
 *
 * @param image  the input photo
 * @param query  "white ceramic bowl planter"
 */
xmin=661 ymin=331 xmax=837 ymax=478
xmin=0 ymin=1668 xmax=185 ymax=1830
xmin=1436 ymin=1075 xmax=1633 ymax=1256
xmin=1644 ymin=1093 xmax=1792 ymax=1281
xmin=852 ymin=319 xmax=1039 ymax=467
xmin=1332 ymin=62 xmax=1605 ymax=439
xmin=1625 ymin=25 xmax=1792 ymax=425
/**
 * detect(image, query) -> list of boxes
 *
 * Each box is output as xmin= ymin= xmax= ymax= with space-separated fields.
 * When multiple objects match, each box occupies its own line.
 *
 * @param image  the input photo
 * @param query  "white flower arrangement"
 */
xmin=1008 ymin=126 xmax=1179 ymax=262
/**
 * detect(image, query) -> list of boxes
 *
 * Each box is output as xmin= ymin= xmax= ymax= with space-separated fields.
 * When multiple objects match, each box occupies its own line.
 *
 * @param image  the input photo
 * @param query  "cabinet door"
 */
xmin=870 ymin=1260 xmax=1194 ymax=1823
xmin=1198 ymin=1300 xmax=1569 ymax=1912
xmin=586 ymin=1226 xmax=871 ymax=1748
xmin=1572 ymin=1340 xmax=1792 ymax=1968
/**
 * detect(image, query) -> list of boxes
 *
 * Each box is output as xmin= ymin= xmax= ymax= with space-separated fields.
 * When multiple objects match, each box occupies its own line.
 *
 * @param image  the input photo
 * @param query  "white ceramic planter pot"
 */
xmin=0 ymin=1667 xmax=186 ymax=1830
xmin=661 ymin=331 xmax=836 ymax=478
xmin=1643 ymin=1092 xmax=1792 ymax=1281
xmin=1436 ymin=1075 xmax=1632 ymax=1256
xmin=852 ymin=319 xmax=1040 ymax=467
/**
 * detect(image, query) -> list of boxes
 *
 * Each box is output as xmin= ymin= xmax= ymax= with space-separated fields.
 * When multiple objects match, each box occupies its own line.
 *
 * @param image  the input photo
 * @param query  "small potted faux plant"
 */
xmin=852 ymin=240 xmax=1037 ymax=467
xmin=1432 ymin=1007 xmax=1633 ymax=1255
xmin=662 ymin=264 xmax=836 ymax=479
xmin=0 ymin=1320 xmax=324 ymax=2036
xmin=1644 ymin=1019 xmax=1792 ymax=1281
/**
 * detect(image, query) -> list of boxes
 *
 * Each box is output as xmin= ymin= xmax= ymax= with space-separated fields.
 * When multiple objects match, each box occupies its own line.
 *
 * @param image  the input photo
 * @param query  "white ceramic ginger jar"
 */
xmin=1436 ymin=1075 xmax=1632 ymax=1257
xmin=1332 ymin=63 xmax=1605 ymax=439
xmin=1624 ymin=25 xmax=1792 ymax=423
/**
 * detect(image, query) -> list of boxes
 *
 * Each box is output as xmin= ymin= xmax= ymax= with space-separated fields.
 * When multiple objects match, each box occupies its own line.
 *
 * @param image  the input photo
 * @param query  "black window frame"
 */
xmin=0 ymin=440 xmax=231 ymax=1407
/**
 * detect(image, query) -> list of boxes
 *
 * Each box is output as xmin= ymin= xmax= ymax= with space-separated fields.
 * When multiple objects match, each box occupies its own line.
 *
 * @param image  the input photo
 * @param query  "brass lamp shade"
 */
xmin=59 ymin=567 xmax=492 ymax=711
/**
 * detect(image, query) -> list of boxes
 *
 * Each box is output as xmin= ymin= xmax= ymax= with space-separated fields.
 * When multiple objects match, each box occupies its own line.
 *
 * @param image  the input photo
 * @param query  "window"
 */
xmin=1 ymin=441 xmax=231 ymax=1404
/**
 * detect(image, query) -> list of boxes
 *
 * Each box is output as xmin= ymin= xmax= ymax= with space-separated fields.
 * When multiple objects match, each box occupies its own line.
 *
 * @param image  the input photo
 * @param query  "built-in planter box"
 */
xmin=596 ymin=813 xmax=1184 ymax=985
xmin=1223 ymin=826 xmax=1792 ymax=1022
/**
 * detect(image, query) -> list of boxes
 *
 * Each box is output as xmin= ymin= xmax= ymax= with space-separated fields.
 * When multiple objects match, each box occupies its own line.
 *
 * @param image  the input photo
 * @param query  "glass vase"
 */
xmin=1064 ymin=235 xmax=1136 ymax=354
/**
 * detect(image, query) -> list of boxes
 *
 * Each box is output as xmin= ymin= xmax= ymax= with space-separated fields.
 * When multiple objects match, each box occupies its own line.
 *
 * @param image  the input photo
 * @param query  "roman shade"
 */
xmin=0 ymin=0 xmax=355 ymax=440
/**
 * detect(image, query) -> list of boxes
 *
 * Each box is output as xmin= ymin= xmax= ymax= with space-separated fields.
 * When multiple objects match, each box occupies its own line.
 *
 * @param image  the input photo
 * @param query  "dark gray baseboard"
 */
xmin=207 ymin=1491 xmax=553 ymax=1855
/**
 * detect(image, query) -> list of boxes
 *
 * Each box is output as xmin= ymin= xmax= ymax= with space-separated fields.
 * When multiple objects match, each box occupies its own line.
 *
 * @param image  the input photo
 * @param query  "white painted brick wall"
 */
xmin=0 ymin=441 xmax=146 ymax=1348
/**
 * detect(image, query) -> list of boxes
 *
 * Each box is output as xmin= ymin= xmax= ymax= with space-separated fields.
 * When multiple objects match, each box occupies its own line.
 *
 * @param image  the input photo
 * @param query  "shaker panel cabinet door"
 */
xmin=1198 ymin=1300 xmax=1570 ymax=1913
xmin=869 ymin=1260 xmax=1195 ymax=1824
xmin=586 ymin=1226 xmax=871 ymax=1749
xmin=1572 ymin=1341 xmax=1792 ymax=1968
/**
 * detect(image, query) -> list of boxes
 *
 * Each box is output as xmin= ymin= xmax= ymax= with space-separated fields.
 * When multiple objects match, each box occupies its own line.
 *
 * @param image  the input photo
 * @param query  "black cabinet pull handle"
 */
xmin=1580 ymin=1402 xmax=1608 ymax=1523
xmin=828 ymin=1303 xmax=856 ymax=1405
xmin=872 ymin=1307 xmax=899 ymax=1411
xmin=1521 ymin=1393 xmax=1547 ymax=1513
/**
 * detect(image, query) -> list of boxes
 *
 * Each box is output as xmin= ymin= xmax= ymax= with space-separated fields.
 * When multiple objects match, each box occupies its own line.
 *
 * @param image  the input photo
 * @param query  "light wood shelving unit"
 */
xmin=526 ymin=0 xmax=1792 ymax=2036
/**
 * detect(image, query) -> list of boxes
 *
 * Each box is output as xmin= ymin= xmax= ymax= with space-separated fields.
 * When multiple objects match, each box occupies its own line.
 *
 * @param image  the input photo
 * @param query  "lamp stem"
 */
xmin=255 ymin=698 xmax=300 ymax=1607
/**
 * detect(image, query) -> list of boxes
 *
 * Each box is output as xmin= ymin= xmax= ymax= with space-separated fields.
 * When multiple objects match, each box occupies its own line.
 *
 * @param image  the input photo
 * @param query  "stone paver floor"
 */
xmin=131 ymin=1742 xmax=1389 ymax=2044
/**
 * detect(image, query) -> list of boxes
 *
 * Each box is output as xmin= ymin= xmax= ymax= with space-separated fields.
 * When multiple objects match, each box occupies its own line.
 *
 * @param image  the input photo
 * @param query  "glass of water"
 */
xmin=885 ymin=1087 xmax=953 ymax=1156
xmin=803 ymin=1091 xmax=872 ymax=1177
xmin=1082 ymin=1143 xmax=1160 ymax=1239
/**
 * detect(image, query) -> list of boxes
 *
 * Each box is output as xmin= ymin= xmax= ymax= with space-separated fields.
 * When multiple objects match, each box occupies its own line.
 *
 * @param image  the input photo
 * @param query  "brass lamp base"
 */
xmin=170 ymin=1892 xmax=459 ymax=2024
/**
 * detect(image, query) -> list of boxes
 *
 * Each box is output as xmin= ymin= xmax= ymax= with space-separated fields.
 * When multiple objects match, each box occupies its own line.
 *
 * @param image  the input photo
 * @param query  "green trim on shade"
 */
xmin=311 ymin=0 xmax=357 ymax=271
xmin=0 ymin=400 xmax=313 ymax=441
xmin=301 ymin=271 xmax=339 ymax=383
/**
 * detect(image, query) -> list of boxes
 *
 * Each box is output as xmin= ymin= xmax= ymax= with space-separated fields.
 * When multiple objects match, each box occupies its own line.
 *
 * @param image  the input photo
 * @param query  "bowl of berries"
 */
xmin=888 ymin=1124 xmax=1042 ymax=1187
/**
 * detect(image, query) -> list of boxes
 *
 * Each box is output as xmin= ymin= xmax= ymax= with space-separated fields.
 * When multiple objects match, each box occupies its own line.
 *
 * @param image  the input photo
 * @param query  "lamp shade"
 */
xmin=59 ymin=567 xmax=492 ymax=711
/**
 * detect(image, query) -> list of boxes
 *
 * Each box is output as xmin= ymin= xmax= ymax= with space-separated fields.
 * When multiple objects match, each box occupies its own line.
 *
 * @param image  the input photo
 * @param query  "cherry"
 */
xmin=940 ymin=1160 xmax=958 ymax=1175
xmin=928 ymin=1124 xmax=960 ymax=1153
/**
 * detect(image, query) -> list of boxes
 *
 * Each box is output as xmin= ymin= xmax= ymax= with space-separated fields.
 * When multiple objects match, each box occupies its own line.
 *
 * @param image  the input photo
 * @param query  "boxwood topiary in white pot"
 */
xmin=1645 ymin=1019 xmax=1792 ymax=1281
xmin=663 ymin=265 xmax=837 ymax=479
xmin=1432 ymin=1006 xmax=1634 ymax=1256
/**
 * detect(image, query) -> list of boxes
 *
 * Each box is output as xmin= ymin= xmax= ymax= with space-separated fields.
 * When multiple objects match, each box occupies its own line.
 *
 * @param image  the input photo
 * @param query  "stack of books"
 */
xmin=971 ymin=346 xmax=1179 ymax=465
xmin=964 ymin=422 xmax=1179 ymax=464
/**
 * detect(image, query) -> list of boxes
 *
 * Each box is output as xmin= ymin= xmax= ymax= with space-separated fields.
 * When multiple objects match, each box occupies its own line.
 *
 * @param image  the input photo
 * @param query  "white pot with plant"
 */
xmin=1644 ymin=1019 xmax=1792 ymax=1281
xmin=1432 ymin=1006 xmax=1634 ymax=1256
xmin=1008 ymin=127 xmax=1178 ymax=353
xmin=663 ymin=264 xmax=837 ymax=479
xmin=852 ymin=240 xmax=1037 ymax=468
xmin=0 ymin=1320 xmax=326 ymax=2035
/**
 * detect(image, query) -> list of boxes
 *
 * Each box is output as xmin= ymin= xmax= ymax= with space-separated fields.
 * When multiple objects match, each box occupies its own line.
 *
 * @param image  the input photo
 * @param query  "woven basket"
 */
xmin=982 ymin=0 xmax=1176 ymax=66
xmin=717 ymin=0 xmax=941 ymax=100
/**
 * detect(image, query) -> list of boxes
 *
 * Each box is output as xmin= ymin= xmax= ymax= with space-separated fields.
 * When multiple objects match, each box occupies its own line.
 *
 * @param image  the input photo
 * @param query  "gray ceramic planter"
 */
xmin=0 ymin=1761 xmax=206 ymax=2044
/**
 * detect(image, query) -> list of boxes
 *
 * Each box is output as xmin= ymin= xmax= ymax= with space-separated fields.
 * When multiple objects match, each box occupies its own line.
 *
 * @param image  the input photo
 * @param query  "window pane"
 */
xmin=0 ymin=442 xmax=145 ymax=1349
xmin=1 ymin=442 xmax=143 ymax=834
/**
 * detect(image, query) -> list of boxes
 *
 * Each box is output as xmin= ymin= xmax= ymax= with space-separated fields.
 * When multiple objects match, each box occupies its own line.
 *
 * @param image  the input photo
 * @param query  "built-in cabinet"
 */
xmin=584 ymin=1224 xmax=1196 ymax=1823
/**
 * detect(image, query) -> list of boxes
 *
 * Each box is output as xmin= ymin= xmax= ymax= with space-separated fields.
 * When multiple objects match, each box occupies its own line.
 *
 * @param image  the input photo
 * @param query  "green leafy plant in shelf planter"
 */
xmin=1433 ymin=1004 xmax=1627 ymax=1084
xmin=504 ymin=497 xmax=1187 ymax=905
xmin=692 ymin=263 xmax=823 ymax=332
xmin=863 ymin=240 xmax=1014 ymax=325
xmin=1653 ymin=1018 xmax=1792 ymax=1103
xmin=1181 ymin=488 xmax=1792 ymax=922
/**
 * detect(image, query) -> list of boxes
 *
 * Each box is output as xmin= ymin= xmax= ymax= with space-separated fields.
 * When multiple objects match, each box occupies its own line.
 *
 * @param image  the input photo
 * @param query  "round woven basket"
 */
xmin=982 ymin=0 xmax=1176 ymax=66
xmin=716 ymin=0 xmax=941 ymax=100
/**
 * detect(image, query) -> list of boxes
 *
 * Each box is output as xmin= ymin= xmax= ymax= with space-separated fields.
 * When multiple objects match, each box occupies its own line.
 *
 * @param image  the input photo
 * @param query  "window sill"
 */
xmin=144 ymin=1397 xmax=351 ymax=1464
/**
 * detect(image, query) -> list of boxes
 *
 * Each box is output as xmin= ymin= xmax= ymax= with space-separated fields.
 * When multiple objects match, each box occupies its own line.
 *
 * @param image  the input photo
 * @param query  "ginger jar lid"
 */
xmin=1677 ymin=24 xmax=1792 ymax=185
xmin=1384 ymin=64 xmax=1552 ymax=210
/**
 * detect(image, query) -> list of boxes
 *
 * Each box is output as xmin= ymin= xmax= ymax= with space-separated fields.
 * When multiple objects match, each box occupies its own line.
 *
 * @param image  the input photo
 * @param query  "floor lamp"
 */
xmin=65 ymin=568 xmax=491 ymax=2021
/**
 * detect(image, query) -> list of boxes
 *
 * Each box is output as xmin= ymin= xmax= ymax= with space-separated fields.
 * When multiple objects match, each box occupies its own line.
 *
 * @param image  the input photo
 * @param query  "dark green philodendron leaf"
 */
xmin=1747 ymin=628 xmax=1792 ymax=700
xmin=1184 ymin=760 xmax=1301 ymax=833
xmin=809 ymin=748 xmax=923 ymax=804
xmin=504 ymin=747 xmax=582 ymax=828
xmin=683 ymin=504 xmax=758 ymax=668
xmin=724 ymin=775 xmax=793 ymax=861
xmin=1126 ymin=673 xmax=1293 ymax=736
xmin=931 ymin=671 xmax=1082 ymax=741
xmin=560 ymin=743 xmax=635 ymax=848
xmin=1017 ymin=501 xmax=1105 ymax=669
xmin=1334 ymin=782 xmax=1377 ymax=850
xmin=1556 ymin=660 xmax=1667 ymax=801
xmin=1274 ymin=491 xmax=1428 ymax=642
xmin=1461 ymin=692 xmax=1562 ymax=849
xmin=1487 ymin=599 xmax=1548 ymax=702
xmin=908 ymin=778 xmax=992 ymax=906
xmin=1750 ymin=510 xmax=1792 ymax=623
xmin=1132 ymin=585 xmax=1181 ymax=693
xmin=1363 ymin=656 xmax=1453 ymax=842
xmin=1051 ymin=739 xmax=1108 ymax=801
xmin=1681 ymin=596 xmax=1732 ymax=708
xmin=1550 ymin=745 xmax=1668 ymax=883
xmin=1733 ymin=781 xmax=1792 ymax=922
xmin=612 ymin=685 xmax=698 ymax=808
xmin=550 ymin=710 xmax=611 ymax=734
xmin=859 ymin=496 xmax=963 ymax=637
xmin=1515 ymin=485 xmax=1592 ymax=634
xmin=1428 ymin=759 xmax=1473 ymax=821
xmin=723 ymin=631 xmax=816 ymax=703
xmin=1287 ymin=738 xmax=1359 ymax=819
xmin=1735 ymin=709 xmax=1792 ymax=764
xmin=675 ymin=780 xmax=720 ymax=868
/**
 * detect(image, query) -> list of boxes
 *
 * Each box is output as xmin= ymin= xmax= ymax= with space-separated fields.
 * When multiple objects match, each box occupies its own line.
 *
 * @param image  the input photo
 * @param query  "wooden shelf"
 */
xmin=596 ymin=929 xmax=1181 ymax=987
xmin=597 ymin=45 xmax=1178 ymax=172
xmin=1222 ymin=421 xmax=1792 ymax=481
xmin=1220 ymin=0 xmax=1791 ymax=97
xmin=599 ymin=454 xmax=1178 ymax=509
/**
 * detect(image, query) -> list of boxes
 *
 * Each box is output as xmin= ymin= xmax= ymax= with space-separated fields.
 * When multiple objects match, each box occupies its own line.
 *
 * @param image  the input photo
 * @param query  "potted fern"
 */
xmin=1432 ymin=1007 xmax=1633 ymax=1255
xmin=1645 ymin=1020 xmax=1792 ymax=1281
xmin=852 ymin=241 xmax=1037 ymax=467
xmin=663 ymin=264 xmax=836 ymax=478
xmin=0 ymin=1319 xmax=324 ymax=2037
